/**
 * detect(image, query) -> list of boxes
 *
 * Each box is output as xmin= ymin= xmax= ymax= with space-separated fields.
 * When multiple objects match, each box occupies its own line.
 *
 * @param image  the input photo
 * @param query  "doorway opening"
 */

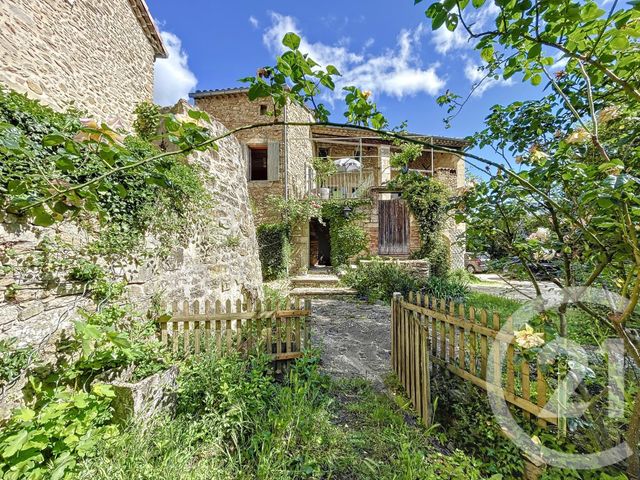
xmin=309 ymin=218 xmax=331 ymax=267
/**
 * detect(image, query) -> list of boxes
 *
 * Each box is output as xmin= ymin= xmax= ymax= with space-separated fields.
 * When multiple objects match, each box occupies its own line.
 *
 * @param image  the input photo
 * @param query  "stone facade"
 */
xmin=0 ymin=101 xmax=263 ymax=350
xmin=0 ymin=0 xmax=165 ymax=127
xmin=191 ymin=90 xmax=467 ymax=272
xmin=191 ymin=89 xmax=315 ymax=272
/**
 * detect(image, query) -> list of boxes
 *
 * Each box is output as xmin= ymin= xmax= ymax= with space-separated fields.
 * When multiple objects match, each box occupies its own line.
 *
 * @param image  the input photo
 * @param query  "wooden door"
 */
xmin=378 ymin=199 xmax=409 ymax=255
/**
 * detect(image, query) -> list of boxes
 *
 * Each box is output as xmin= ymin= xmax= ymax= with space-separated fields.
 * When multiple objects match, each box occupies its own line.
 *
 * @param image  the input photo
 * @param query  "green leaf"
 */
xmin=481 ymin=46 xmax=494 ymax=62
xmin=42 ymin=133 xmax=66 ymax=147
xmin=326 ymin=64 xmax=341 ymax=76
xmin=472 ymin=0 xmax=486 ymax=7
xmin=32 ymin=206 xmax=55 ymax=227
xmin=611 ymin=34 xmax=629 ymax=50
xmin=527 ymin=43 xmax=542 ymax=59
xmin=282 ymin=32 xmax=301 ymax=50
xmin=92 ymin=383 xmax=116 ymax=398
xmin=2 ymin=430 xmax=29 ymax=458
xmin=14 ymin=408 xmax=35 ymax=422
xmin=531 ymin=73 xmax=542 ymax=86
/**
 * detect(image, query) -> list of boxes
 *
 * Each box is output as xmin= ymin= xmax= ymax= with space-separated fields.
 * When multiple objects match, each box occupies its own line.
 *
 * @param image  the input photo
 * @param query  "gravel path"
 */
xmin=470 ymin=273 xmax=563 ymax=302
xmin=309 ymin=299 xmax=391 ymax=388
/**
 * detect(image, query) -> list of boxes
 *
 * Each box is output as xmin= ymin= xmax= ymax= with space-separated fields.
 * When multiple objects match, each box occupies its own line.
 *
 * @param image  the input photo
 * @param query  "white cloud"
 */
xmin=464 ymin=59 xmax=513 ymax=96
xmin=153 ymin=31 xmax=198 ymax=106
xmin=249 ymin=16 xmax=259 ymax=28
xmin=263 ymin=13 xmax=445 ymax=99
xmin=431 ymin=2 xmax=499 ymax=54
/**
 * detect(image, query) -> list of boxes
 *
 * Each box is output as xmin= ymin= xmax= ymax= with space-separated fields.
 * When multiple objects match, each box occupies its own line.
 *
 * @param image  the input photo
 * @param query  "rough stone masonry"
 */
xmin=0 ymin=100 xmax=263 ymax=350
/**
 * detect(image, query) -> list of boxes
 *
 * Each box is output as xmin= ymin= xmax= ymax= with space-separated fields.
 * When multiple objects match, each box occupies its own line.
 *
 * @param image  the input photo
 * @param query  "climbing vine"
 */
xmin=0 ymin=89 xmax=210 ymax=257
xmin=388 ymin=144 xmax=452 ymax=276
xmin=321 ymin=199 xmax=370 ymax=267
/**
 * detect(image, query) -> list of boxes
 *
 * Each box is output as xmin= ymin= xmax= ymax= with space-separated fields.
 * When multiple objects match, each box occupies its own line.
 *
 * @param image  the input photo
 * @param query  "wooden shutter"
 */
xmin=242 ymin=144 xmax=251 ymax=180
xmin=267 ymin=141 xmax=280 ymax=181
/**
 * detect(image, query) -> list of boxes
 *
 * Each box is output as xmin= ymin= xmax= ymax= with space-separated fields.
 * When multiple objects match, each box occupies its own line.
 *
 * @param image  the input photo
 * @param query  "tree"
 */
xmin=417 ymin=0 xmax=640 ymax=473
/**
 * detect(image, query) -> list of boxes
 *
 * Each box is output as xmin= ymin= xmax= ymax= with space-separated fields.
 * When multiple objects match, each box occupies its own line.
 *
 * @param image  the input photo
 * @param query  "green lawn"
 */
xmin=464 ymin=291 xmax=616 ymax=346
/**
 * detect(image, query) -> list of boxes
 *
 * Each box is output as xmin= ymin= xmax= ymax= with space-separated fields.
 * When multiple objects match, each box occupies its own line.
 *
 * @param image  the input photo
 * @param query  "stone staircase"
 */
xmin=290 ymin=268 xmax=356 ymax=298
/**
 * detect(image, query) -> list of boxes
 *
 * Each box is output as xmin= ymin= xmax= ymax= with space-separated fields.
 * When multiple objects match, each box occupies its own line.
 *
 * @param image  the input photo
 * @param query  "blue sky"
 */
xmin=147 ymin=0 xmax=540 ymax=172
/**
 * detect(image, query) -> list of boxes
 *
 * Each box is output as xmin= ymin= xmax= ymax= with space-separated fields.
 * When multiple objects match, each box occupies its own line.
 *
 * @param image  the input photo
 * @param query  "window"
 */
xmin=318 ymin=147 xmax=330 ymax=158
xmin=249 ymin=146 xmax=268 ymax=180
xmin=259 ymin=104 xmax=268 ymax=115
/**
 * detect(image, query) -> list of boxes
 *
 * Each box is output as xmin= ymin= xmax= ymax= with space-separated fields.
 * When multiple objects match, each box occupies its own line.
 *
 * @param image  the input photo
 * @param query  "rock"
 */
xmin=109 ymin=366 xmax=179 ymax=424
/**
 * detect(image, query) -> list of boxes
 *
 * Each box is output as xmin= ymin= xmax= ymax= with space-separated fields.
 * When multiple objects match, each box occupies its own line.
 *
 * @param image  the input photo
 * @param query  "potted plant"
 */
xmin=312 ymin=157 xmax=337 ymax=200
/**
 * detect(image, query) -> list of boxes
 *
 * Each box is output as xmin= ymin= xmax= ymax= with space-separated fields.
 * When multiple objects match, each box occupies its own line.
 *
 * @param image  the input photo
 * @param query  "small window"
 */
xmin=259 ymin=104 xmax=268 ymax=115
xmin=249 ymin=146 xmax=268 ymax=181
xmin=318 ymin=147 xmax=330 ymax=158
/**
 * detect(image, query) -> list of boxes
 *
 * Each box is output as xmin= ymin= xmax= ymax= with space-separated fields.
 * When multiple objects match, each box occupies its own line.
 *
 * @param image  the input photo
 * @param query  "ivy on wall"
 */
xmin=321 ymin=199 xmax=370 ymax=267
xmin=388 ymin=155 xmax=452 ymax=276
xmin=0 ymin=89 xmax=210 ymax=258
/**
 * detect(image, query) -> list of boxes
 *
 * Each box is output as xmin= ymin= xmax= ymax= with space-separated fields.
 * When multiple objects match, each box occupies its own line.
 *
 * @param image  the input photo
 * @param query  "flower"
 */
xmin=514 ymin=324 xmax=545 ymax=349
xmin=527 ymin=227 xmax=550 ymax=242
xmin=565 ymin=128 xmax=590 ymax=144
xmin=597 ymin=106 xmax=620 ymax=124
xmin=74 ymin=118 xmax=123 ymax=144
xmin=362 ymin=90 xmax=372 ymax=99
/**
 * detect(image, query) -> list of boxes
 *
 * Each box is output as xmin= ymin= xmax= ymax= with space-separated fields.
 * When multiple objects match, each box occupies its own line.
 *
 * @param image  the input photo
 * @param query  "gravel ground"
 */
xmin=470 ymin=273 xmax=563 ymax=302
xmin=309 ymin=298 xmax=391 ymax=388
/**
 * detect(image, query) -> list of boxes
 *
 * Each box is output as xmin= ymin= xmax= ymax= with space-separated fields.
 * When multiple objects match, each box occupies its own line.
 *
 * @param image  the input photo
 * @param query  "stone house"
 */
xmin=0 ymin=0 xmax=167 ymax=127
xmin=191 ymin=88 xmax=468 ymax=273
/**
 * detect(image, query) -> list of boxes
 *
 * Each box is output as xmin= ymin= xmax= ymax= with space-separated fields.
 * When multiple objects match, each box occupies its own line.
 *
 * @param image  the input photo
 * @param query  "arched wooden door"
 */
xmin=378 ymin=198 xmax=410 ymax=255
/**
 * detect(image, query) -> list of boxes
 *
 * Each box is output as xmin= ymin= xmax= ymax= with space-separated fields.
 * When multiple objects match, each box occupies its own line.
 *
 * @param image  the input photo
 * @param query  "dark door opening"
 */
xmin=309 ymin=218 xmax=331 ymax=266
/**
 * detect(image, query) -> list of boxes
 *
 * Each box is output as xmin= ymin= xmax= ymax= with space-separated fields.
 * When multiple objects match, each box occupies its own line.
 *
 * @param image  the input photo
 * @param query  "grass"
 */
xmin=76 ymin=353 xmax=486 ymax=480
xmin=463 ymin=291 xmax=617 ymax=345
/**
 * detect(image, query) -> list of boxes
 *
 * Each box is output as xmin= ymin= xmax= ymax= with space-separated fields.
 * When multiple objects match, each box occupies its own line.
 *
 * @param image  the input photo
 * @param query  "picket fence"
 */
xmin=159 ymin=297 xmax=311 ymax=362
xmin=391 ymin=292 xmax=558 ymax=428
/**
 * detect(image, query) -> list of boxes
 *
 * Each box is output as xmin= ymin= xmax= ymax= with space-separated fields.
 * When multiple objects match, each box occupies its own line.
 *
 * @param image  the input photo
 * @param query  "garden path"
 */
xmin=309 ymin=299 xmax=391 ymax=388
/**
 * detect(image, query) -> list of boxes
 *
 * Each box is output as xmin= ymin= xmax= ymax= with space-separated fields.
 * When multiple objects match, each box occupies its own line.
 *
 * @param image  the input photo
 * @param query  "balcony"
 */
xmin=308 ymin=168 xmax=376 ymax=200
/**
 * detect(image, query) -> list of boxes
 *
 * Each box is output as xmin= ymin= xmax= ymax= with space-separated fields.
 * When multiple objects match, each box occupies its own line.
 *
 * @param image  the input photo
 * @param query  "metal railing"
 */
xmin=309 ymin=168 xmax=376 ymax=199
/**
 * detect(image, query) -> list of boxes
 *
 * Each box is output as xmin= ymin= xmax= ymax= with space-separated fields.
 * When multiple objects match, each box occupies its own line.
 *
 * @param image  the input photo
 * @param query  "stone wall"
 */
xmin=0 ymin=0 xmax=159 ymax=127
xmin=193 ymin=92 xmax=286 ymax=224
xmin=194 ymin=92 xmax=315 ymax=273
xmin=285 ymin=103 xmax=314 ymax=200
xmin=434 ymin=168 xmax=466 ymax=270
xmin=0 ymin=101 xmax=263 ymax=349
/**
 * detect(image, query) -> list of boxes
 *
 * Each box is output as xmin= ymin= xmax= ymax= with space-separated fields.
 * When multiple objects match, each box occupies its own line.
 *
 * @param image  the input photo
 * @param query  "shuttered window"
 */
xmin=267 ymin=141 xmax=280 ymax=181
xmin=244 ymin=142 xmax=280 ymax=181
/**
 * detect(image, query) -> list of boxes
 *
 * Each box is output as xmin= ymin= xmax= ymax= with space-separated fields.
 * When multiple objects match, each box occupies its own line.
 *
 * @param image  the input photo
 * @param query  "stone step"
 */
xmin=290 ymin=287 xmax=357 ymax=298
xmin=290 ymin=274 xmax=341 ymax=288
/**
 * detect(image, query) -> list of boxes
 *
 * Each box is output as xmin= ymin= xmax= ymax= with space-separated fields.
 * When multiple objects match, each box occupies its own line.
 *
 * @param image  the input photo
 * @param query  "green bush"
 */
xmin=256 ymin=222 xmax=291 ymax=280
xmin=342 ymin=259 xmax=421 ymax=302
xmin=329 ymin=222 xmax=368 ymax=266
xmin=0 ymin=339 xmax=34 ymax=388
xmin=342 ymin=259 xmax=469 ymax=303
xmin=0 ymin=384 xmax=118 ymax=480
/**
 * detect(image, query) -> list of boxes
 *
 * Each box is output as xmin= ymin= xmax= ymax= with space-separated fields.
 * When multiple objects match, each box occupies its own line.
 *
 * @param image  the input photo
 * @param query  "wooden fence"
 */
xmin=392 ymin=292 xmax=558 ymax=428
xmin=159 ymin=297 xmax=311 ymax=362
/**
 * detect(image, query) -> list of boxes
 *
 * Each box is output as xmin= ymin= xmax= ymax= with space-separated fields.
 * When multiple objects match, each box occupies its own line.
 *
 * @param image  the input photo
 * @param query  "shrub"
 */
xmin=256 ymin=222 xmax=291 ymax=280
xmin=0 ymin=384 xmax=118 ymax=480
xmin=329 ymin=222 xmax=368 ymax=266
xmin=342 ymin=259 xmax=423 ymax=302
xmin=421 ymin=275 xmax=469 ymax=302
xmin=0 ymin=88 xmax=209 ymax=256
xmin=342 ymin=258 xmax=469 ymax=303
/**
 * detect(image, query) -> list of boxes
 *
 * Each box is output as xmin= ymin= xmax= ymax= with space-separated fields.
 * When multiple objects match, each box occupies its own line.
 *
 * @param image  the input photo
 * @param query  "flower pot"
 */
xmin=108 ymin=366 xmax=178 ymax=424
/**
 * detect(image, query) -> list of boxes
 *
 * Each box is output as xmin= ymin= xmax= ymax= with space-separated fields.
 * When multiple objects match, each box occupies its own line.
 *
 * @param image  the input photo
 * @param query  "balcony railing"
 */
xmin=309 ymin=168 xmax=376 ymax=200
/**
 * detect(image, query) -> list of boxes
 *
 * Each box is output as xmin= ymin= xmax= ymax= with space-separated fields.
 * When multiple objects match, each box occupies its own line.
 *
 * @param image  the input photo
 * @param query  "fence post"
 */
xmin=392 ymin=292 xmax=402 ymax=375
